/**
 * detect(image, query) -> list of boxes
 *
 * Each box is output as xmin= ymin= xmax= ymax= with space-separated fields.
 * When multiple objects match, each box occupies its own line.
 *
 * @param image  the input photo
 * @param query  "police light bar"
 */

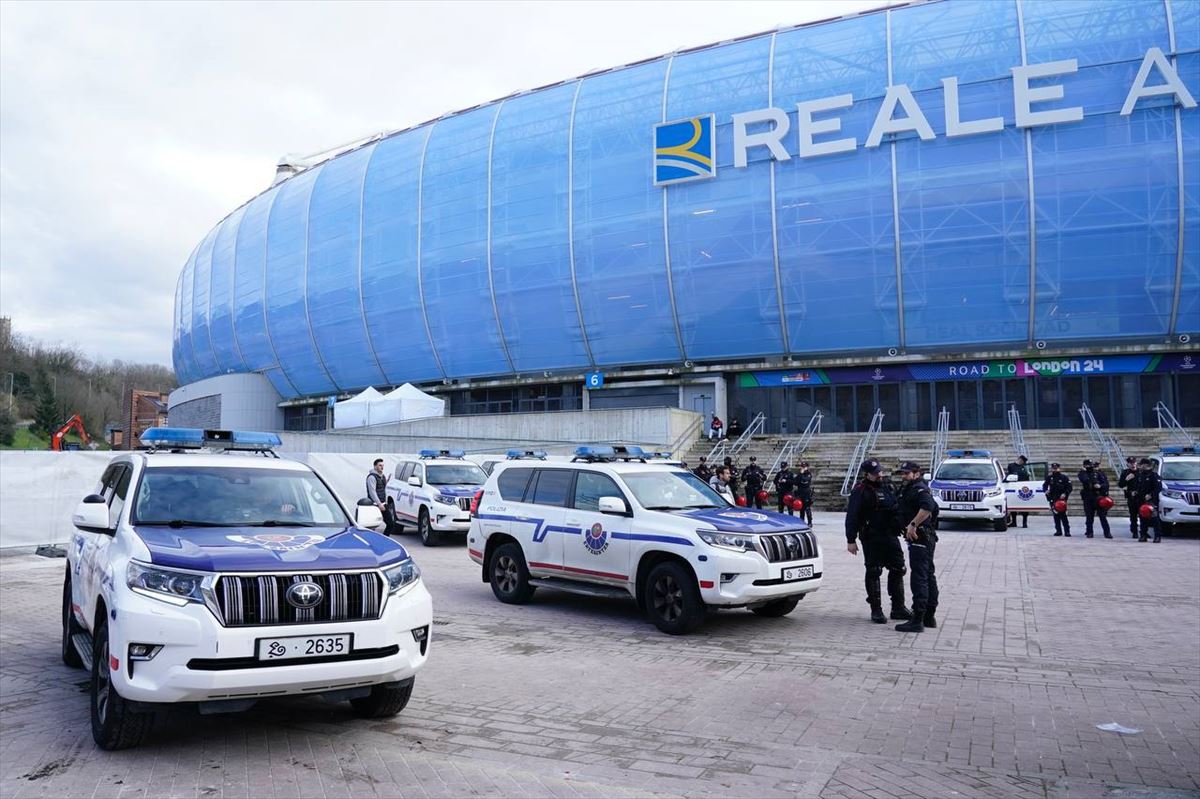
xmin=506 ymin=450 xmax=548 ymax=460
xmin=418 ymin=449 xmax=466 ymax=459
xmin=574 ymin=445 xmax=615 ymax=459
xmin=612 ymin=445 xmax=646 ymax=459
xmin=946 ymin=449 xmax=991 ymax=458
xmin=140 ymin=428 xmax=282 ymax=450
xmin=1161 ymin=445 xmax=1197 ymax=455
xmin=649 ymin=451 xmax=673 ymax=459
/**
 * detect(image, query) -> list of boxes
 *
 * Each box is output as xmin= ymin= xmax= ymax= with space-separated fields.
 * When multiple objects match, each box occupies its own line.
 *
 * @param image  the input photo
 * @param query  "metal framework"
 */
xmin=842 ymin=409 xmax=884 ymax=496
xmin=707 ymin=411 xmax=765 ymax=462
xmin=1079 ymin=403 xmax=1126 ymax=475
xmin=930 ymin=406 xmax=950 ymax=476
xmin=765 ymin=410 xmax=821 ymax=486
xmin=1154 ymin=401 xmax=1196 ymax=446
xmin=1008 ymin=404 xmax=1030 ymax=460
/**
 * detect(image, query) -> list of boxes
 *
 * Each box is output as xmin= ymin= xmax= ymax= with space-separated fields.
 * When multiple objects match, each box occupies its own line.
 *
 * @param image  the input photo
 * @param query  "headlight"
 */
xmin=384 ymin=559 xmax=421 ymax=594
xmin=984 ymin=487 xmax=1003 ymax=497
xmin=1162 ymin=489 xmax=1184 ymax=500
xmin=127 ymin=562 xmax=208 ymax=606
xmin=434 ymin=493 xmax=457 ymax=505
xmin=698 ymin=530 xmax=757 ymax=553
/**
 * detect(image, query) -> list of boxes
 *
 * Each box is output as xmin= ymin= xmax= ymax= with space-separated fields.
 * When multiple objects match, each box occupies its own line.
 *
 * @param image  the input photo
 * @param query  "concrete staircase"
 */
xmin=683 ymin=428 xmax=1198 ymax=512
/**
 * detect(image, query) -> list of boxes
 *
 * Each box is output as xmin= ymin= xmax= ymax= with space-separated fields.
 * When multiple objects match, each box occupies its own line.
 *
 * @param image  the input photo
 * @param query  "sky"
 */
xmin=0 ymin=0 xmax=895 ymax=368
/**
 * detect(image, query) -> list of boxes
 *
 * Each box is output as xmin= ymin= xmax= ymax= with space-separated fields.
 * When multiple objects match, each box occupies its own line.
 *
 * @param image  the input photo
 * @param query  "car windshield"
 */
xmin=622 ymin=470 xmax=729 ymax=510
xmin=133 ymin=466 xmax=349 ymax=527
xmin=427 ymin=464 xmax=487 ymax=485
xmin=935 ymin=462 xmax=997 ymax=481
xmin=1161 ymin=461 xmax=1200 ymax=481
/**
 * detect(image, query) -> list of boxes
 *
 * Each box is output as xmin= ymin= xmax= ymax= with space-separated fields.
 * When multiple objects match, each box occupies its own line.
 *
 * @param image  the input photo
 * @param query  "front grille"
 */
xmin=215 ymin=572 xmax=383 ymax=627
xmin=1185 ymin=492 xmax=1200 ymax=506
xmin=457 ymin=497 xmax=472 ymax=512
xmin=758 ymin=531 xmax=819 ymax=563
xmin=939 ymin=489 xmax=983 ymax=502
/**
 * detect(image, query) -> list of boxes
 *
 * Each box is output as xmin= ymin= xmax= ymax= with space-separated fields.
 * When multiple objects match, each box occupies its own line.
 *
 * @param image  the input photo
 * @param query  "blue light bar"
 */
xmin=649 ymin=451 xmax=673 ymax=459
xmin=1161 ymin=445 xmax=1197 ymax=455
xmin=140 ymin=428 xmax=281 ymax=449
xmin=227 ymin=430 xmax=282 ymax=447
xmin=419 ymin=448 xmax=465 ymax=459
xmin=612 ymin=445 xmax=646 ymax=458
xmin=946 ymin=449 xmax=991 ymax=458
xmin=141 ymin=428 xmax=205 ymax=447
xmin=506 ymin=450 xmax=548 ymax=460
xmin=574 ymin=445 xmax=614 ymax=458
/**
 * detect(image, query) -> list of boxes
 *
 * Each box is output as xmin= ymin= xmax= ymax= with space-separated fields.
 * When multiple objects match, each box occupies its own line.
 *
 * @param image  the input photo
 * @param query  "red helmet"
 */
xmin=1053 ymin=500 xmax=1067 ymax=513
xmin=756 ymin=490 xmax=768 ymax=502
xmin=1140 ymin=503 xmax=1155 ymax=519
xmin=1097 ymin=496 xmax=1114 ymax=510
xmin=791 ymin=499 xmax=804 ymax=511
xmin=735 ymin=495 xmax=747 ymax=507
xmin=782 ymin=494 xmax=794 ymax=506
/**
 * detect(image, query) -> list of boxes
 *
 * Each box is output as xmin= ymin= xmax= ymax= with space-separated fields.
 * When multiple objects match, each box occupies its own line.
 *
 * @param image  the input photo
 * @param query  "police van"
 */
xmin=1156 ymin=445 xmax=1200 ymax=531
xmin=64 ymin=429 xmax=431 ymax=750
xmin=929 ymin=450 xmax=1008 ymax=531
xmin=467 ymin=445 xmax=823 ymax=635
xmin=388 ymin=449 xmax=489 ymax=546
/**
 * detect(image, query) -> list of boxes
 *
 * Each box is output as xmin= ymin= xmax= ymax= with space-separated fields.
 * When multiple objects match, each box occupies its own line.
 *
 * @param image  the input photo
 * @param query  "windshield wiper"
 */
xmin=139 ymin=520 xmax=230 ymax=528
xmin=247 ymin=520 xmax=319 ymax=527
xmin=642 ymin=505 xmax=685 ymax=511
xmin=684 ymin=504 xmax=721 ymax=509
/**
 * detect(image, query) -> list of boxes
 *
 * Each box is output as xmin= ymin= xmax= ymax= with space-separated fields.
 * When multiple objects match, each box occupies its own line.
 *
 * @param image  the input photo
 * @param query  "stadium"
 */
xmin=170 ymin=0 xmax=1199 ymax=435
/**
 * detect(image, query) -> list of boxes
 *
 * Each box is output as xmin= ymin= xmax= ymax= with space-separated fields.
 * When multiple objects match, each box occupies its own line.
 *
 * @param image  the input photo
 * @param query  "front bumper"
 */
xmin=430 ymin=512 xmax=470 ymax=533
xmin=1160 ymin=497 xmax=1200 ymax=524
xmin=935 ymin=498 xmax=1006 ymax=521
xmin=693 ymin=547 xmax=823 ymax=606
xmin=108 ymin=582 xmax=432 ymax=704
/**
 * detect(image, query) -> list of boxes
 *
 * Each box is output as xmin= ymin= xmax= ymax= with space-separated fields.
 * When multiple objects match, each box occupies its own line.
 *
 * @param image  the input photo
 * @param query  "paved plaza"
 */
xmin=1 ymin=513 xmax=1198 ymax=799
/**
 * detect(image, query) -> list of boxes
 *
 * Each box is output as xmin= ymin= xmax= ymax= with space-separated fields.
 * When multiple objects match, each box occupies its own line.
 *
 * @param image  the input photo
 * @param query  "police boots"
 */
xmin=890 ymin=604 xmax=913 ymax=621
xmin=870 ymin=604 xmax=887 ymax=624
xmin=895 ymin=615 xmax=925 ymax=633
xmin=923 ymin=610 xmax=937 ymax=628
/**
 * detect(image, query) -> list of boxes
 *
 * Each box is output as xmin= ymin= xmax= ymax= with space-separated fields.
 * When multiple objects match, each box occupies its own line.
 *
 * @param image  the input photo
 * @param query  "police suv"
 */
xmin=1157 ymin=445 xmax=1200 ymax=531
xmin=466 ymin=445 xmax=823 ymax=634
xmin=63 ymin=429 xmax=431 ymax=750
xmin=929 ymin=450 xmax=1008 ymax=531
xmin=388 ymin=449 xmax=489 ymax=546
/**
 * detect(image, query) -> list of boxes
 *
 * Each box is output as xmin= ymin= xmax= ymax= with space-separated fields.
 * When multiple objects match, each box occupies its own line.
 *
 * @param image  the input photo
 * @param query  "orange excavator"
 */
xmin=51 ymin=414 xmax=90 ymax=451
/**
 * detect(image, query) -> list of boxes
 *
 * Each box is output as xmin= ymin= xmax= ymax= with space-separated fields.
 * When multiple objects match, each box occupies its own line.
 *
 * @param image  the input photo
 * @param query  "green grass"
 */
xmin=1 ymin=427 xmax=50 ymax=450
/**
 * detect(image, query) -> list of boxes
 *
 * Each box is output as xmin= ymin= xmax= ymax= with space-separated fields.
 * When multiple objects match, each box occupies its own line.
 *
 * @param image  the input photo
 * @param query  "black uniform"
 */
xmin=693 ymin=462 xmax=713 ymax=484
xmin=897 ymin=477 xmax=939 ymax=621
xmin=1077 ymin=467 xmax=1112 ymax=538
xmin=1006 ymin=462 xmax=1030 ymax=527
xmin=1133 ymin=469 xmax=1164 ymax=542
xmin=845 ymin=480 xmax=908 ymax=615
xmin=1118 ymin=466 xmax=1140 ymax=537
xmin=773 ymin=466 xmax=796 ymax=515
xmin=1043 ymin=472 xmax=1073 ymax=536
xmin=795 ymin=469 xmax=814 ymax=525
xmin=743 ymin=463 xmax=767 ymax=509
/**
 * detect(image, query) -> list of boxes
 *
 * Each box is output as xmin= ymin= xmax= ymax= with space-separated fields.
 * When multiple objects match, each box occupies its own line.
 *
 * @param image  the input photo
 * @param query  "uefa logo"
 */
xmin=654 ymin=115 xmax=716 ymax=186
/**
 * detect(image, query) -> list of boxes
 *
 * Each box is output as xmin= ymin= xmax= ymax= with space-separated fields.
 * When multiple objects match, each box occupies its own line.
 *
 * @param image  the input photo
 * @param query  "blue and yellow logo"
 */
xmin=654 ymin=115 xmax=716 ymax=186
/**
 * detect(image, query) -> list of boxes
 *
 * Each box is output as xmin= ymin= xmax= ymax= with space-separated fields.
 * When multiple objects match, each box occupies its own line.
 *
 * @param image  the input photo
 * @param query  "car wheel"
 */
xmin=750 ymin=596 xmax=801 ymax=617
xmin=992 ymin=517 xmax=1008 ymax=532
xmin=386 ymin=500 xmax=403 ymax=535
xmin=418 ymin=508 xmax=438 ymax=546
xmin=645 ymin=561 xmax=706 ymax=635
xmin=489 ymin=542 xmax=535 ymax=604
xmin=61 ymin=574 xmax=83 ymax=669
xmin=350 ymin=679 xmax=413 ymax=719
xmin=90 ymin=617 xmax=152 ymax=750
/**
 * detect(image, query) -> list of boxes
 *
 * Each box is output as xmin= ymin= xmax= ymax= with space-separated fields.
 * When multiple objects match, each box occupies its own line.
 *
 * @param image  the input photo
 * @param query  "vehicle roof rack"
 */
xmin=572 ymin=445 xmax=648 ymax=463
xmin=419 ymin=448 xmax=466 ymax=459
xmin=140 ymin=428 xmax=281 ymax=457
xmin=945 ymin=449 xmax=992 ymax=458
xmin=1160 ymin=445 xmax=1197 ymax=455
xmin=506 ymin=449 xmax=548 ymax=460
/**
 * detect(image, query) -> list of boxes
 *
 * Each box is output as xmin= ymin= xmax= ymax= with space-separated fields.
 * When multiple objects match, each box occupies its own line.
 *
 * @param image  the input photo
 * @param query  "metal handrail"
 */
xmin=1079 ymin=403 xmax=1125 ymax=475
xmin=706 ymin=411 xmax=764 ymax=462
xmin=765 ymin=411 xmax=821 ymax=484
xmin=665 ymin=413 xmax=706 ymax=460
xmin=930 ymin=407 xmax=950 ymax=477
xmin=841 ymin=409 xmax=883 ymax=496
xmin=1007 ymin=404 xmax=1030 ymax=459
xmin=1154 ymin=401 xmax=1196 ymax=446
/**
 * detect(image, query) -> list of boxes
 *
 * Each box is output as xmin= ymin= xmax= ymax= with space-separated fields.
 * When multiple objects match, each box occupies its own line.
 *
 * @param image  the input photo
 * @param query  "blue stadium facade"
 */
xmin=172 ymin=0 xmax=1200 ymax=432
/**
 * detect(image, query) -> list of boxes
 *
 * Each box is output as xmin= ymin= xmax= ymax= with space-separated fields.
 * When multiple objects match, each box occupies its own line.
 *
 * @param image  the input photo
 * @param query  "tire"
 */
xmin=992 ymin=517 xmax=1008 ymax=532
xmin=350 ymin=679 xmax=413 ymax=719
xmin=418 ymin=508 xmax=438 ymax=547
xmin=489 ymin=542 xmax=536 ymax=604
xmin=90 ymin=618 xmax=152 ymax=750
xmin=750 ymin=596 xmax=801 ymax=617
xmin=61 ymin=575 xmax=83 ymax=669
xmin=386 ymin=500 xmax=403 ymax=535
xmin=644 ymin=561 xmax=706 ymax=635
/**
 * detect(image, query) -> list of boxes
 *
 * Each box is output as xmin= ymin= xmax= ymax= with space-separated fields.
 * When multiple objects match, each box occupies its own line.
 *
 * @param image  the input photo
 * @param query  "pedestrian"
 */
xmin=1043 ymin=462 xmax=1072 ymax=537
xmin=727 ymin=417 xmax=743 ymax=438
xmin=743 ymin=456 xmax=766 ymax=509
xmin=366 ymin=458 xmax=394 ymax=534
xmin=895 ymin=461 xmax=939 ymax=633
xmin=708 ymin=414 xmax=724 ymax=441
xmin=709 ymin=465 xmax=734 ymax=503
xmin=795 ymin=461 xmax=814 ymax=525
xmin=1117 ymin=455 xmax=1140 ymax=538
xmin=1133 ymin=457 xmax=1164 ymax=543
xmin=773 ymin=461 xmax=796 ymax=515
xmin=845 ymin=459 xmax=912 ymax=625
xmin=1006 ymin=455 xmax=1030 ymax=528
xmin=693 ymin=456 xmax=713 ymax=484
xmin=723 ymin=456 xmax=741 ymax=502
xmin=1077 ymin=459 xmax=1112 ymax=539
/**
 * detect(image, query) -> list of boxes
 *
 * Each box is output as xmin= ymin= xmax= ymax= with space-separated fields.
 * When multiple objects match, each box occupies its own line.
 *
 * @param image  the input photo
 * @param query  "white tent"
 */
xmin=332 ymin=384 xmax=444 ymax=429
xmin=380 ymin=383 xmax=444 ymax=423
xmin=332 ymin=386 xmax=384 ymax=429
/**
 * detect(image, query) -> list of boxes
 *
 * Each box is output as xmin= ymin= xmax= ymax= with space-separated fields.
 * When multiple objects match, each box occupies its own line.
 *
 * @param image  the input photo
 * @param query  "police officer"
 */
xmin=723 ymin=456 xmax=741 ymax=502
xmin=743 ymin=456 xmax=767 ymax=509
xmin=796 ymin=461 xmax=815 ymax=526
xmin=1043 ymin=462 xmax=1073 ymax=537
xmin=845 ymin=459 xmax=912 ymax=625
xmin=1117 ymin=455 xmax=1140 ymax=538
xmin=773 ymin=461 xmax=797 ymax=515
xmin=1006 ymin=455 xmax=1030 ymax=528
xmin=895 ymin=461 xmax=939 ymax=633
xmin=1133 ymin=457 xmax=1164 ymax=543
xmin=1078 ymin=459 xmax=1112 ymax=539
xmin=693 ymin=456 xmax=713 ymax=484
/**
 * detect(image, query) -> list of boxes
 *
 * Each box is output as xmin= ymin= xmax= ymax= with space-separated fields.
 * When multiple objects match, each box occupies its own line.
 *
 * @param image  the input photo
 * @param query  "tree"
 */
xmin=0 ymin=408 xmax=13 ymax=446
xmin=32 ymin=371 xmax=60 ymax=437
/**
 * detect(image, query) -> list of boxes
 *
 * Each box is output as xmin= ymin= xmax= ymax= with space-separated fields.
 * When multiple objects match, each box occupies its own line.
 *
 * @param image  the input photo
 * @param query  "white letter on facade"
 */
xmin=1121 ymin=47 xmax=1197 ymax=115
xmin=732 ymin=107 xmax=791 ymax=168
xmin=865 ymin=85 xmax=936 ymax=148
xmin=942 ymin=77 xmax=1004 ymax=137
xmin=1012 ymin=59 xmax=1084 ymax=128
xmin=796 ymin=94 xmax=857 ymax=157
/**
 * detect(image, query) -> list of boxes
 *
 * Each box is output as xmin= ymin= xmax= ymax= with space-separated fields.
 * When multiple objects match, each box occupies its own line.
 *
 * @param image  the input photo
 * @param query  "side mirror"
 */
xmin=355 ymin=504 xmax=384 ymax=530
xmin=73 ymin=498 xmax=114 ymax=535
xmin=923 ymin=473 xmax=932 ymax=482
xmin=598 ymin=496 xmax=629 ymax=515
xmin=1004 ymin=474 xmax=1019 ymax=482
xmin=407 ymin=475 xmax=422 ymax=487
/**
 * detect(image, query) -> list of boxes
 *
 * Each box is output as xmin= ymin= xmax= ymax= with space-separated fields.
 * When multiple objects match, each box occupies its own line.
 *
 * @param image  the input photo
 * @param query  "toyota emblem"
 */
xmin=286 ymin=581 xmax=324 ymax=609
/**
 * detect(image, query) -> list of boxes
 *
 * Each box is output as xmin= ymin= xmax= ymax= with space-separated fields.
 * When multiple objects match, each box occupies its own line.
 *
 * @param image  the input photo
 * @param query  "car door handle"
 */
xmin=564 ymin=518 xmax=582 ymax=526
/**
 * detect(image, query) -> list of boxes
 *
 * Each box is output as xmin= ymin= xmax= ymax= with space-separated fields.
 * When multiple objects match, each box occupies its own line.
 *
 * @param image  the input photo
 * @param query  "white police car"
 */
xmin=388 ymin=449 xmax=489 ymax=546
xmin=466 ymin=445 xmax=822 ymax=635
xmin=63 ymin=428 xmax=432 ymax=750
xmin=930 ymin=450 xmax=1008 ymax=531
xmin=1156 ymin=445 xmax=1200 ymax=530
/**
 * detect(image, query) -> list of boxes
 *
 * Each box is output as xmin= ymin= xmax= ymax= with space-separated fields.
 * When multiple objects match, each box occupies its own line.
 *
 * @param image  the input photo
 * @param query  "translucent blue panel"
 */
xmin=177 ymin=245 xmax=197 ymax=385
xmin=773 ymin=13 xmax=900 ymax=353
xmin=1178 ymin=54 xmax=1199 ymax=335
xmin=265 ymin=166 xmax=335 ymax=395
xmin=307 ymin=145 xmax=387 ymax=391
xmin=667 ymin=36 xmax=784 ymax=360
xmin=189 ymin=227 xmax=220 ymax=379
xmin=361 ymin=127 xmax=441 ymax=385
xmin=1176 ymin=0 xmax=1200 ymax=52
xmin=420 ymin=106 xmax=511 ymax=378
xmin=572 ymin=59 xmax=681 ymax=366
xmin=892 ymin=5 xmax=1030 ymax=347
xmin=490 ymin=84 xmax=591 ymax=371
xmin=234 ymin=188 xmax=293 ymax=392
xmin=209 ymin=206 xmax=247 ymax=374
xmin=891 ymin=0 xmax=1019 ymax=90
xmin=1023 ymin=0 xmax=1168 ymax=66
xmin=171 ymin=268 xmax=185 ymax=382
